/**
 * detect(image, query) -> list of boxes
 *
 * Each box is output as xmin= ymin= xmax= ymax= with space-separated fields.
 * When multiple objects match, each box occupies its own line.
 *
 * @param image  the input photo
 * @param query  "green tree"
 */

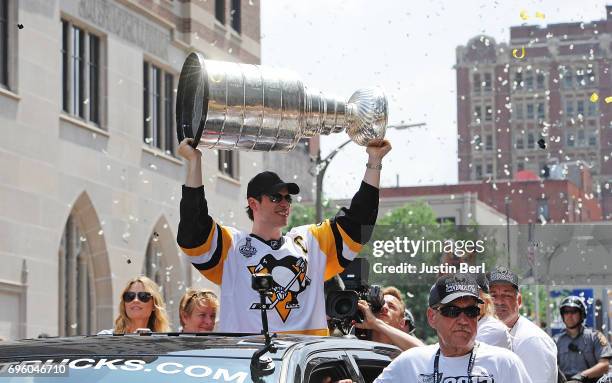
xmin=362 ymin=202 xmax=498 ymax=342
xmin=287 ymin=201 xmax=336 ymax=228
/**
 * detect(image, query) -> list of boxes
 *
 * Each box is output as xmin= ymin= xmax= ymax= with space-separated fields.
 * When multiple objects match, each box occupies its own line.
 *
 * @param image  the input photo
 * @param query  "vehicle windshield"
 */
xmin=0 ymin=356 xmax=280 ymax=383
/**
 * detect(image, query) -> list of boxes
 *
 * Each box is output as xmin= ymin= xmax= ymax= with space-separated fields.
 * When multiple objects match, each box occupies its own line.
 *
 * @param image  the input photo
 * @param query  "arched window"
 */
xmin=58 ymin=215 xmax=96 ymax=336
xmin=143 ymin=231 xmax=169 ymax=304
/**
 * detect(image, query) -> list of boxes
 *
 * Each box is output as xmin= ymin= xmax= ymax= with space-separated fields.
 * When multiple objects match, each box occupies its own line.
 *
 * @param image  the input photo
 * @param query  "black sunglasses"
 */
xmin=561 ymin=308 xmax=580 ymax=315
xmin=123 ymin=291 xmax=152 ymax=303
xmin=436 ymin=305 xmax=480 ymax=318
xmin=266 ymin=193 xmax=292 ymax=204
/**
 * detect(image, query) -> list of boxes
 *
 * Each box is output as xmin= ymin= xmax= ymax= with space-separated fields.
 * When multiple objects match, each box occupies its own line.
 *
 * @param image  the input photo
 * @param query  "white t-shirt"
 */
xmin=374 ymin=342 xmax=532 ymax=383
xmin=477 ymin=315 xmax=512 ymax=350
xmin=510 ymin=316 xmax=558 ymax=383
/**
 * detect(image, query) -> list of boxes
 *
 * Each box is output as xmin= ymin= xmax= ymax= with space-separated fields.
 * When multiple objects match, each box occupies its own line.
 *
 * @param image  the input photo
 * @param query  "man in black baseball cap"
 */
xmin=176 ymin=138 xmax=392 ymax=334
xmin=488 ymin=266 xmax=558 ymax=383
xmin=374 ymin=274 xmax=531 ymax=382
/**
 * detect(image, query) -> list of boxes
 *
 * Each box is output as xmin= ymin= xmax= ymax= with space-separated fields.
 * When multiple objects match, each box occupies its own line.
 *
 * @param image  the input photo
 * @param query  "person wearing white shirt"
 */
xmin=488 ymin=267 xmax=558 ymax=383
xmin=375 ymin=274 xmax=532 ymax=383
xmin=474 ymin=273 xmax=512 ymax=350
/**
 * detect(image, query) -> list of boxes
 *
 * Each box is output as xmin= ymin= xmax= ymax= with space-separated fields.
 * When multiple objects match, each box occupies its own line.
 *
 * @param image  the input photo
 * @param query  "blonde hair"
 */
xmin=382 ymin=286 xmax=407 ymax=313
xmin=480 ymin=291 xmax=496 ymax=318
xmin=114 ymin=276 xmax=171 ymax=333
xmin=178 ymin=288 xmax=219 ymax=327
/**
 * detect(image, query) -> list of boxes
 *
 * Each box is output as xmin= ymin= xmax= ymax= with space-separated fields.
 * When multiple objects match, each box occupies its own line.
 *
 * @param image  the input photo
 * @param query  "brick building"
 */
xmin=456 ymin=5 xmax=612 ymax=205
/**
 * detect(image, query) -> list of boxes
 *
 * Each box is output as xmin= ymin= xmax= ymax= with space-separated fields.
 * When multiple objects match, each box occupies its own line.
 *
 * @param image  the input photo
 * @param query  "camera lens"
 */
xmin=326 ymin=291 xmax=359 ymax=320
xmin=334 ymin=299 xmax=353 ymax=315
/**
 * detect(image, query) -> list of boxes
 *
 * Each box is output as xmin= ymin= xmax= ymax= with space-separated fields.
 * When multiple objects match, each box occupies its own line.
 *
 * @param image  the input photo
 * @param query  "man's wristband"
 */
xmin=366 ymin=162 xmax=382 ymax=170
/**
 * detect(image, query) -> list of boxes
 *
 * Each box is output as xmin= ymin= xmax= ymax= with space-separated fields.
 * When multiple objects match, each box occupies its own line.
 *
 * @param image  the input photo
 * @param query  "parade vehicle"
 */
xmin=0 ymin=332 xmax=399 ymax=383
xmin=0 ymin=275 xmax=400 ymax=382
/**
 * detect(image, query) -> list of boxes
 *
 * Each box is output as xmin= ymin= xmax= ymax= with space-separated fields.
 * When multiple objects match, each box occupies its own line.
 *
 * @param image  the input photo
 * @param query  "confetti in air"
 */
xmin=606 ymin=97 xmax=612 ymax=104
xmin=590 ymin=92 xmax=599 ymax=103
xmin=519 ymin=10 xmax=529 ymax=20
xmin=17 ymin=24 xmax=24 ymax=29
xmin=512 ymin=47 xmax=525 ymax=59
xmin=535 ymin=11 xmax=545 ymax=19
xmin=537 ymin=138 xmax=546 ymax=149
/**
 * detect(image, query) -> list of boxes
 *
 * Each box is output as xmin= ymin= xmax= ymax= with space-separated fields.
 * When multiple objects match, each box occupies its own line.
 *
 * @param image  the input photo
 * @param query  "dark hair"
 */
xmin=245 ymin=196 xmax=262 ymax=221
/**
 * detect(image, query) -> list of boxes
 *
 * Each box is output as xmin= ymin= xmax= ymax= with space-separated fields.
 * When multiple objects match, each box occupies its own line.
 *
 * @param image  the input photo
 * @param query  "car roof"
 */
xmin=0 ymin=333 xmax=399 ymax=360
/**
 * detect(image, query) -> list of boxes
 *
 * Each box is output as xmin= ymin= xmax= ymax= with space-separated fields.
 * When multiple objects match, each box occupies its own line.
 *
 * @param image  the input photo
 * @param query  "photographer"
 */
xmin=354 ymin=286 xmax=424 ymax=351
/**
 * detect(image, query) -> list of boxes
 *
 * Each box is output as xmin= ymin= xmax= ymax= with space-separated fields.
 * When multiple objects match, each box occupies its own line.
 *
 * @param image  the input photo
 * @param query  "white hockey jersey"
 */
xmin=180 ymin=220 xmax=362 ymax=335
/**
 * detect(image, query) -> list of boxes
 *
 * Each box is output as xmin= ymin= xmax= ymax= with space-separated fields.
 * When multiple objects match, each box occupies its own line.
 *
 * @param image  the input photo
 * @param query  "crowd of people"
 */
xmin=78 ymin=137 xmax=612 ymax=382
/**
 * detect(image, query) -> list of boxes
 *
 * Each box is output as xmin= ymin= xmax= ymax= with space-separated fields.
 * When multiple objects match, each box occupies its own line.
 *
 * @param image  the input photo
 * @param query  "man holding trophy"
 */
xmin=175 ymin=52 xmax=391 ymax=335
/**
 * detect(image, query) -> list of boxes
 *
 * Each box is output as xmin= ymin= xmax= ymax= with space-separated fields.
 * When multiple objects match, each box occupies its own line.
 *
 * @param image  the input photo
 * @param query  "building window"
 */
xmin=58 ymin=216 xmax=95 ymax=336
xmin=563 ymin=69 xmax=573 ymax=89
xmin=61 ymin=20 xmax=101 ymax=125
xmin=143 ymin=62 xmax=175 ymax=155
xmin=526 ymin=103 xmax=534 ymax=120
xmin=473 ymin=73 xmax=481 ymax=93
xmin=475 ymin=164 xmax=482 ymax=179
xmin=587 ymin=100 xmax=597 ymax=117
xmin=516 ymin=134 xmax=524 ymax=149
xmin=527 ymin=132 xmax=535 ymax=149
xmin=215 ymin=0 xmax=225 ymax=24
xmin=585 ymin=67 xmax=596 ymax=86
xmin=485 ymin=134 xmax=493 ymax=151
xmin=576 ymin=100 xmax=585 ymax=117
xmin=143 ymin=234 xmax=169 ymax=304
xmin=517 ymin=162 xmax=525 ymax=171
xmin=577 ymin=129 xmax=585 ymax=147
xmin=537 ymin=102 xmax=545 ymax=120
xmin=485 ymin=105 xmax=492 ymax=121
xmin=230 ymin=0 xmax=241 ymax=33
xmin=537 ymin=199 xmax=549 ymax=222
xmin=0 ymin=0 xmax=8 ymax=88
xmin=218 ymin=150 xmax=239 ymax=179
xmin=483 ymin=73 xmax=492 ymax=91
xmin=524 ymin=72 xmax=533 ymax=89
xmin=513 ymin=72 xmax=523 ymax=89
xmin=565 ymin=99 xmax=574 ymax=116
xmin=588 ymin=131 xmax=597 ymax=147
xmin=536 ymin=73 xmax=545 ymax=89
xmin=566 ymin=132 xmax=575 ymax=147
xmin=473 ymin=105 xmax=482 ymax=123
xmin=514 ymin=103 xmax=524 ymax=120
xmin=485 ymin=163 xmax=493 ymax=175
xmin=576 ymin=68 xmax=587 ymax=87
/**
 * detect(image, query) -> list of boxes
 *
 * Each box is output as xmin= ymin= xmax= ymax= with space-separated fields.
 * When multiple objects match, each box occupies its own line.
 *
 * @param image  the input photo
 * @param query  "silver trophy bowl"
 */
xmin=176 ymin=52 xmax=387 ymax=151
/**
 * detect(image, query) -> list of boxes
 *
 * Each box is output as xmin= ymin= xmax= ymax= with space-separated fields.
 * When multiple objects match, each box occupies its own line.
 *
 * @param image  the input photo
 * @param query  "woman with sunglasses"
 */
xmin=98 ymin=276 xmax=170 ymax=334
xmin=178 ymin=288 xmax=219 ymax=332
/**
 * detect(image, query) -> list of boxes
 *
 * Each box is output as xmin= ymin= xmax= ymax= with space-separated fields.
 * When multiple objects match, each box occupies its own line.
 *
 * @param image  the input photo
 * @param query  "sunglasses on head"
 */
xmin=436 ymin=305 xmax=480 ymax=318
xmin=123 ymin=291 xmax=152 ymax=303
xmin=266 ymin=193 xmax=292 ymax=204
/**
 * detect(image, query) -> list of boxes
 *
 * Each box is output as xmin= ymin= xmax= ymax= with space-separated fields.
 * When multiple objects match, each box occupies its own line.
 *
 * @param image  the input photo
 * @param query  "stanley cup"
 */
xmin=176 ymin=52 xmax=388 ymax=151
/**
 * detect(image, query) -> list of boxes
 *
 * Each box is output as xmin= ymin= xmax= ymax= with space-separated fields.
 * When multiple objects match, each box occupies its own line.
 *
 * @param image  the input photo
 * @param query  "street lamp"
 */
xmin=311 ymin=122 xmax=426 ymax=222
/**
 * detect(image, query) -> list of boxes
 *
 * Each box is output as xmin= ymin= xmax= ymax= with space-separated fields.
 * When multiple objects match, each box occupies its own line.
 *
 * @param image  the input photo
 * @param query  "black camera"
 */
xmin=325 ymin=258 xmax=384 ymax=336
xmin=252 ymin=273 xmax=274 ymax=292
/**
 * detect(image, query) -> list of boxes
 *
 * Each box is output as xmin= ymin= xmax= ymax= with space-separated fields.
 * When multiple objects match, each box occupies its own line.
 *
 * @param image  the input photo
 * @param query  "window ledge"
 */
xmin=60 ymin=114 xmax=109 ymax=137
xmin=213 ymin=20 xmax=227 ymax=32
xmin=0 ymin=87 xmax=21 ymax=101
xmin=229 ymin=29 xmax=242 ymax=41
xmin=217 ymin=173 xmax=240 ymax=186
xmin=142 ymin=145 xmax=183 ymax=166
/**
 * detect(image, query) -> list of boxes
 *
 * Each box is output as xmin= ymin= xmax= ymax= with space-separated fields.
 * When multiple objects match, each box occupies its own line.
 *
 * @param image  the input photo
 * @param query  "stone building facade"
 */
xmin=0 ymin=0 xmax=264 ymax=339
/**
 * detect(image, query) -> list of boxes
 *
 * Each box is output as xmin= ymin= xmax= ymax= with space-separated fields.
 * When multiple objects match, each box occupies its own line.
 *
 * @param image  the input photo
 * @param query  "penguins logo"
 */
xmin=248 ymin=255 xmax=310 ymax=322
